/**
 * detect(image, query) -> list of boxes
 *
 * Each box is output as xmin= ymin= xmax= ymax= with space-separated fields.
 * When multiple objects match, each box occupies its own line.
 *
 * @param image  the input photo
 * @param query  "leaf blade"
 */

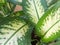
xmin=22 ymin=0 xmax=48 ymax=24
xmin=0 ymin=12 xmax=33 ymax=45
xmin=36 ymin=1 xmax=60 ymax=43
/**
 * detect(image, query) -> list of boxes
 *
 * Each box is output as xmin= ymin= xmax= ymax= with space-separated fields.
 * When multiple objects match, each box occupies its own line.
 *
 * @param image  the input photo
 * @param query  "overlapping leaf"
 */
xmin=36 ymin=1 xmax=60 ymax=43
xmin=0 ymin=12 xmax=33 ymax=45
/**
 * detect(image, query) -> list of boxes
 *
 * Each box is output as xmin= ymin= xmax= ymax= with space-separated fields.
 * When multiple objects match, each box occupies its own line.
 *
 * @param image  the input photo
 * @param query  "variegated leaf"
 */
xmin=0 ymin=2 xmax=15 ymax=17
xmin=36 ymin=1 xmax=60 ymax=43
xmin=0 ymin=13 xmax=33 ymax=45
xmin=22 ymin=0 xmax=48 ymax=24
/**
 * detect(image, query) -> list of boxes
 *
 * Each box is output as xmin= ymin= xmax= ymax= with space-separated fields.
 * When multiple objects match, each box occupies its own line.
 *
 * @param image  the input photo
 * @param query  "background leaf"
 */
xmin=0 ymin=1 xmax=16 ymax=17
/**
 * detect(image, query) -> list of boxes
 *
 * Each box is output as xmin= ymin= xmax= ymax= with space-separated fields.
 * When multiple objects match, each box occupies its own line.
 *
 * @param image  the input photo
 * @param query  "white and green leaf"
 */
xmin=0 ymin=2 xmax=16 ymax=17
xmin=22 ymin=0 xmax=48 ymax=24
xmin=0 ymin=12 xmax=33 ymax=45
xmin=36 ymin=1 xmax=60 ymax=43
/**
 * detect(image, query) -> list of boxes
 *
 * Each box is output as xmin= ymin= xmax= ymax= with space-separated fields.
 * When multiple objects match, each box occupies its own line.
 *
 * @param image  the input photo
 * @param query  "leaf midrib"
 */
xmin=32 ymin=0 xmax=39 ymax=19
xmin=43 ymin=19 xmax=60 ymax=37
xmin=4 ymin=24 xmax=27 ymax=45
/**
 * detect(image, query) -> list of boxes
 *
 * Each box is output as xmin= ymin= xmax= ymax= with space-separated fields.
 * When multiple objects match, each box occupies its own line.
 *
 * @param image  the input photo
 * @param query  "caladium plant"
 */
xmin=0 ymin=0 xmax=60 ymax=45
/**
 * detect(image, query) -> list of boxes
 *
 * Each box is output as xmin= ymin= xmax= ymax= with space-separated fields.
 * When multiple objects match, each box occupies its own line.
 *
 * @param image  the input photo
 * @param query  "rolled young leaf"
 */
xmin=36 ymin=1 xmax=60 ymax=43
